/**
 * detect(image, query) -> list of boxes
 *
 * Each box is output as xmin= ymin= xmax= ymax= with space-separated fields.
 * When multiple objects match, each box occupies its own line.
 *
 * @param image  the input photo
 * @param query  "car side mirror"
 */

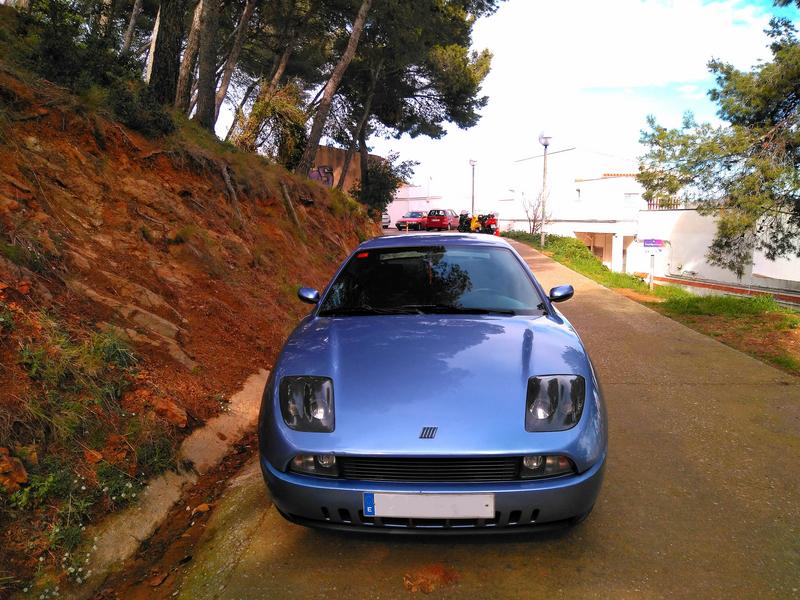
xmin=297 ymin=287 xmax=320 ymax=304
xmin=549 ymin=285 xmax=574 ymax=303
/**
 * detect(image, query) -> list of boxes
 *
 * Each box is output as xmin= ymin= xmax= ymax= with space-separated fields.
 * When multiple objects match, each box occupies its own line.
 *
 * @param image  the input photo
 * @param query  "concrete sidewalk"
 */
xmin=171 ymin=242 xmax=799 ymax=599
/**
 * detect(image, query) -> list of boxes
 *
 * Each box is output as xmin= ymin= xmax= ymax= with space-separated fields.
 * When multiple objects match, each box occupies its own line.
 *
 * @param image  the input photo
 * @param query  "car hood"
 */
xmin=270 ymin=314 xmax=596 ymax=457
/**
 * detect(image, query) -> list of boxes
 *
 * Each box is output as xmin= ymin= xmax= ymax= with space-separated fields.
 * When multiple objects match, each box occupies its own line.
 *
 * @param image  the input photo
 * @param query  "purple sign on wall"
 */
xmin=643 ymin=239 xmax=665 ymax=248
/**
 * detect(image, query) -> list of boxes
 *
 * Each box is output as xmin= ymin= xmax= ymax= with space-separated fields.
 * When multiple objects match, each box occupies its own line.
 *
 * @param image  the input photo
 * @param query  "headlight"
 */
xmin=525 ymin=375 xmax=585 ymax=432
xmin=279 ymin=376 xmax=334 ymax=432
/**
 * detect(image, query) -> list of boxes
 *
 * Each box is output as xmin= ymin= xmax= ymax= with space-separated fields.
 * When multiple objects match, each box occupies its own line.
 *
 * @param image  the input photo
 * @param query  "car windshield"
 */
xmin=318 ymin=245 xmax=546 ymax=316
xmin=429 ymin=210 xmax=445 ymax=216
xmin=402 ymin=211 xmax=424 ymax=218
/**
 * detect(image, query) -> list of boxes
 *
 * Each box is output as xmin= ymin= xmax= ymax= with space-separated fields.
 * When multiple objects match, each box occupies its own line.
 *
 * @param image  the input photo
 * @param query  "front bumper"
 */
xmin=260 ymin=453 xmax=605 ymax=533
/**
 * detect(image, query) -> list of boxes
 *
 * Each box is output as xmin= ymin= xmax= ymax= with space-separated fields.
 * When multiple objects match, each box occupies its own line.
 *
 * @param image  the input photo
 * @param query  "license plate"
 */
xmin=363 ymin=492 xmax=494 ymax=518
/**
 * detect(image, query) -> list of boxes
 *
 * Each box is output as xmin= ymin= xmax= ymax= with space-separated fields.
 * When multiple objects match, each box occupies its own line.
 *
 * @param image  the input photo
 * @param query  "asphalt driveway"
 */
xmin=174 ymin=240 xmax=800 ymax=599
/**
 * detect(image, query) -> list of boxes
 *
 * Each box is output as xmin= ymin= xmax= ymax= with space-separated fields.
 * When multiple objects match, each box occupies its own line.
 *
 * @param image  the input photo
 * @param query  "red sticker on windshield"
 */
xmin=356 ymin=252 xmax=369 ymax=259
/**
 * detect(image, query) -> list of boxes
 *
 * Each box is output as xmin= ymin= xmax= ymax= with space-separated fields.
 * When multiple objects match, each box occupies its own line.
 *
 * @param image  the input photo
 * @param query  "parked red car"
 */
xmin=426 ymin=209 xmax=459 ymax=230
xmin=396 ymin=211 xmax=427 ymax=231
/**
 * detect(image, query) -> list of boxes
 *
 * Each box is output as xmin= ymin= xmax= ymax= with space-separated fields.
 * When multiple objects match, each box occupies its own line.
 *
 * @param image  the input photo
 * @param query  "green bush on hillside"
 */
xmin=1 ymin=3 xmax=174 ymax=137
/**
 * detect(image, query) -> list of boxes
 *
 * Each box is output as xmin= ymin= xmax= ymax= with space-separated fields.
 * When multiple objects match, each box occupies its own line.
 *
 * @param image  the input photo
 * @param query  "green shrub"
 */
xmin=2 ymin=3 xmax=174 ymax=137
xmin=770 ymin=353 xmax=800 ymax=371
xmin=660 ymin=293 xmax=781 ymax=316
xmin=107 ymin=80 xmax=174 ymax=138
xmin=96 ymin=463 xmax=142 ymax=510
xmin=9 ymin=459 xmax=72 ymax=510
xmin=0 ymin=238 xmax=56 ymax=274
xmin=503 ymin=232 xmax=791 ymax=317
xmin=503 ymin=232 xmax=650 ymax=291
xmin=135 ymin=429 xmax=175 ymax=476
xmin=0 ymin=301 xmax=14 ymax=334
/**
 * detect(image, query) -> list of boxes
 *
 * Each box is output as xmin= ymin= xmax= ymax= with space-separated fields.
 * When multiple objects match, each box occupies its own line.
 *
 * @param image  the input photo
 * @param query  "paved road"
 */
xmin=175 ymin=238 xmax=800 ymax=599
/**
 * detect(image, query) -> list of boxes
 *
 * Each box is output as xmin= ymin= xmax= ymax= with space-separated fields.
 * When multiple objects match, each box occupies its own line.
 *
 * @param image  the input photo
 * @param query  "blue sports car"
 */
xmin=258 ymin=234 xmax=607 ymax=533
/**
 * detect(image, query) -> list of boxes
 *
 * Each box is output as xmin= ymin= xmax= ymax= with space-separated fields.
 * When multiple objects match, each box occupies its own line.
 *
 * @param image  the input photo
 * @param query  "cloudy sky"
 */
xmin=369 ymin=0 xmax=799 ymax=213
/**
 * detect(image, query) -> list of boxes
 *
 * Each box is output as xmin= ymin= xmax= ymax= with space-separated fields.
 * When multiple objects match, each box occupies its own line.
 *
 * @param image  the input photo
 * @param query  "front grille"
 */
xmin=338 ymin=456 xmax=521 ymax=482
xmin=286 ymin=507 xmax=543 ymax=530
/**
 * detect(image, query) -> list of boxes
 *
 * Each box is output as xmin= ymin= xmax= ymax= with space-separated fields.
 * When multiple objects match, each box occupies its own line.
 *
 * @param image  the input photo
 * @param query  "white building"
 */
xmin=388 ymin=148 xmax=799 ymax=298
xmin=628 ymin=209 xmax=800 ymax=295
xmin=385 ymin=185 xmax=448 ymax=229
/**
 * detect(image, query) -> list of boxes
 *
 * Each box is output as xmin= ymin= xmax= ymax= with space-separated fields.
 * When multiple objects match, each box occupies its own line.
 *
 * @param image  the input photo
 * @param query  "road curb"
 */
xmin=68 ymin=369 xmax=269 ymax=599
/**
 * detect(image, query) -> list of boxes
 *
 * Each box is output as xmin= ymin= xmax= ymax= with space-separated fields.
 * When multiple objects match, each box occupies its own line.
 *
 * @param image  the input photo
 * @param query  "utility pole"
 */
xmin=538 ymin=132 xmax=552 ymax=247
xmin=469 ymin=159 xmax=477 ymax=215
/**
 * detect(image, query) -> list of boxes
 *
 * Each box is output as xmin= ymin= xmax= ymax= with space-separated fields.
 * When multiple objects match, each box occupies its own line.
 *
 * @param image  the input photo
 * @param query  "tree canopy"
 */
xmin=5 ymin=0 xmax=501 ymax=208
xmin=638 ymin=18 xmax=800 ymax=275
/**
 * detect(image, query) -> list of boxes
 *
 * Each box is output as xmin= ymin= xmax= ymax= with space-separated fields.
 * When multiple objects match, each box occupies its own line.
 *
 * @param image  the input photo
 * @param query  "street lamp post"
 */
xmin=469 ymin=159 xmax=477 ymax=215
xmin=538 ymin=132 xmax=552 ymax=247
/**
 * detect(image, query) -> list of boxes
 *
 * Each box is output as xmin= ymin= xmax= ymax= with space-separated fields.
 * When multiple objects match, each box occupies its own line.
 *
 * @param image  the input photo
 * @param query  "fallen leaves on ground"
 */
xmin=84 ymin=448 xmax=103 ymax=464
xmin=151 ymin=396 xmax=188 ymax=428
xmin=403 ymin=564 xmax=459 ymax=594
xmin=0 ymin=447 xmax=28 ymax=494
xmin=147 ymin=569 xmax=169 ymax=587
xmin=191 ymin=503 xmax=210 ymax=516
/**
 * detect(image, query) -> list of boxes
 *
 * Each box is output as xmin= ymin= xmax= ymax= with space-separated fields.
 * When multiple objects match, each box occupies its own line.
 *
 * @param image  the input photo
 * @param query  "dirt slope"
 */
xmin=0 ymin=60 xmax=375 ymax=593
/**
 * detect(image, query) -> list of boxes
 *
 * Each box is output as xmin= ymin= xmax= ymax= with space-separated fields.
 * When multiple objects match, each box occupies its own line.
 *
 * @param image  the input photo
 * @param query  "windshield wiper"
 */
xmin=318 ymin=305 xmax=422 ymax=316
xmin=396 ymin=304 xmax=517 ymax=316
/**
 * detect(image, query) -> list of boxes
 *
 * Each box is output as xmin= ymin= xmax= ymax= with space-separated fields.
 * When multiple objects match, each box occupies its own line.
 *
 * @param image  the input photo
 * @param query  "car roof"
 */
xmin=359 ymin=233 xmax=512 ymax=250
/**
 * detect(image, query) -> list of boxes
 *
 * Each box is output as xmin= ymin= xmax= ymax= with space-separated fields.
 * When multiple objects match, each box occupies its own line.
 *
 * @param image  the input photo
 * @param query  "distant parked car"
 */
xmin=382 ymin=211 xmax=390 ymax=229
xmin=426 ymin=209 xmax=459 ymax=231
xmin=396 ymin=211 xmax=427 ymax=231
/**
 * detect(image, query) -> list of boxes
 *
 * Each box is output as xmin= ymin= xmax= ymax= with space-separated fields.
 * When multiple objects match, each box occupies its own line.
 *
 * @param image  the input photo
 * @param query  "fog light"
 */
xmin=289 ymin=453 xmax=339 ymax=477
xmin=523 ymin=455 xmax=543 ymax=470
xmin=316 ymin=454 xmax=336 ymax=468
xmin=520 ymin=454 xmax=575 ymax=479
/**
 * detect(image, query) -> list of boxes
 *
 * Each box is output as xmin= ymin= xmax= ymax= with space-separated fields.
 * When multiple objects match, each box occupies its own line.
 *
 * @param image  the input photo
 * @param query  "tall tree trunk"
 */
xmin=175 ymin=0 xmax=202 ymax=112
xmin=148 ymin=0 xmax=189 ymax=104
xmin=338 ymin=101 xmax=372 ymax=191
xmin=192 ymin=0 xmax=219 ymax=130
xmin=224 ymin=79 xmax=258 ymax=142
xmin=214 ymin=0 xmax=256 ymax=121
xmin=121 ymin=0 xmax=143 ymax=54
xmin=295 ymin=0 xmax=373 ymax=176
xmin=229 ymin=5 xmax=312 ymax=150
xmin=358 ymin=123 xmax=369 ymax=196
xmin=144 ymin=6 xmax=160 ymax=82
xmin=233 ymin=34 xmax=296 ymax=150
xmin=266 ymin=36 xmax=294 ymax=96
xmin=98 ymin=0 xmax=113 ymax=36
xmin=337 ymin=62 xmax=382 ymax=190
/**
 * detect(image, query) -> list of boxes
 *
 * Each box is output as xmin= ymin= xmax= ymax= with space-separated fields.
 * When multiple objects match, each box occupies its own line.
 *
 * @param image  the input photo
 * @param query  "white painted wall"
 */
xmin=753 ymin=251 xmax=800 ymax=290
xmin=627 ymin=209 xmax=800 ymax=290
xmin=385 ymin=185 xmax=449 ymax=228
xmin=627 ymin=210 xmax=743 ymax=282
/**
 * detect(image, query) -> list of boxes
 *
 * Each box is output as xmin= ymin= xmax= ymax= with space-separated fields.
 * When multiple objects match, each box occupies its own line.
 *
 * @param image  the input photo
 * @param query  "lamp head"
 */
xmin=538 ymin=131 xmax=552 ymax=148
